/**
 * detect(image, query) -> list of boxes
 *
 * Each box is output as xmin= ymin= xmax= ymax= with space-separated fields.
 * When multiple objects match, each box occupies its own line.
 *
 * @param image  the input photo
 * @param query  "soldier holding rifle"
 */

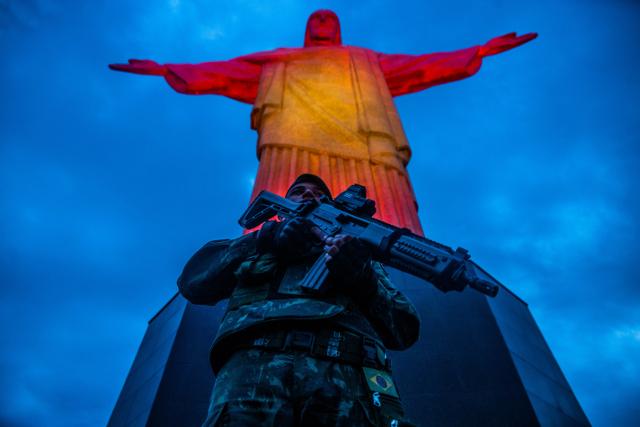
xmin=179 ymin=173 xmax=499 ymax=426
xmin=179 ymin=174 xmax=421 ymax=427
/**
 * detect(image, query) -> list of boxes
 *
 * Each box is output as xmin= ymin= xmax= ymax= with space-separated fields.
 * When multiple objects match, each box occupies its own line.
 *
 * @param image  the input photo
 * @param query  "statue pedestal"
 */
xmin=108 ymin=270 xmax=590 ymax=426
xmin=387 ymin=270 xmax=590 ymax=426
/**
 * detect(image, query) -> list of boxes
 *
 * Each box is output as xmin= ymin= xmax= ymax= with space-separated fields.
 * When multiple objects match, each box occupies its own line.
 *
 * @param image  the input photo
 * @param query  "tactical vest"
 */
xmin=209 ymin=250 xmax=382 ymax=371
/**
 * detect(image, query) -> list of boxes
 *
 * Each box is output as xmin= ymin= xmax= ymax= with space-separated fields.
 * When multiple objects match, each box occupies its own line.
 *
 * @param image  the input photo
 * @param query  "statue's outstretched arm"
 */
xmin=379 ymin=32 xmax=537 ymax=97
xmin=109 ymin=57 xmax=263 ymax=104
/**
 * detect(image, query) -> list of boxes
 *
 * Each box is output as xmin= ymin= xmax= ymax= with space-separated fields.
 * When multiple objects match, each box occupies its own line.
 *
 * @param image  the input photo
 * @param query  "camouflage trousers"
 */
xmin=203 ymin=348 xmax=413 ymax=427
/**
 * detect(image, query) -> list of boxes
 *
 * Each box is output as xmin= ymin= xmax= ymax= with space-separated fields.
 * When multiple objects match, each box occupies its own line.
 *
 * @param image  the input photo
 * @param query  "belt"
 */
xmin=231 ymin=328 xmax=391 ymax=371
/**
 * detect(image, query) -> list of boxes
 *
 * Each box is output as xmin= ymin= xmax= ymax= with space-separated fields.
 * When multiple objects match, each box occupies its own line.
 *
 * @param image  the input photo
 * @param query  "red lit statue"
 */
xmin=111 ymin=10 xmax=536 ymax=235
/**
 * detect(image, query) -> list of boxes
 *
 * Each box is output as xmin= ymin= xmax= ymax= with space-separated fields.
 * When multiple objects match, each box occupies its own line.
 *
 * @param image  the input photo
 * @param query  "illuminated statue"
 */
xmin=110 ymin=10 xmax=535 ymax=234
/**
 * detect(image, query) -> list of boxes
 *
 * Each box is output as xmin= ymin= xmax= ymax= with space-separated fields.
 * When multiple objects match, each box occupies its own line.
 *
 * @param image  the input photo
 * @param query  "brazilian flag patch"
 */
xmin=362 ymin=367 xmax=399 ymax=398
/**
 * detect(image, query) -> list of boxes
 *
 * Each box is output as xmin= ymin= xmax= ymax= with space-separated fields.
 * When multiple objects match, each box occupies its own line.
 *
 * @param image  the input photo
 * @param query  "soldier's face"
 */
xmin=308 ymin=11 xmax=339 ymax=44
xmin=286 ymin=182 xmax=326 ymax=203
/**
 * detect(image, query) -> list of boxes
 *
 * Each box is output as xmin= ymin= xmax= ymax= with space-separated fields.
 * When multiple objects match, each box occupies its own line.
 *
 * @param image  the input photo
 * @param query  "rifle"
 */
xmin=239 ymin=185 xmax=500 ymax=297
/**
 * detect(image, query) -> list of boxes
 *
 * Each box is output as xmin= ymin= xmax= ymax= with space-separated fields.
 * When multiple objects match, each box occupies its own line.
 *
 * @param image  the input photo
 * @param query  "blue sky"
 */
xmin=1 ymin=0 xmax=639 ymax=425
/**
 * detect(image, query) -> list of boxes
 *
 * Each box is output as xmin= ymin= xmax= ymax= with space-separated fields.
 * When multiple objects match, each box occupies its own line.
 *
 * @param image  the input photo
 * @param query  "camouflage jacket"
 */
xmin=178 ymin=232 xmax=420 ymax=369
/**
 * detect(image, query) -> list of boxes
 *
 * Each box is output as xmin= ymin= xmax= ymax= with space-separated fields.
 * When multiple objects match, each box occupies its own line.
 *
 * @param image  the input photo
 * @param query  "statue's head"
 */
xmin=304 ymin=9 xmax=342 ymax=47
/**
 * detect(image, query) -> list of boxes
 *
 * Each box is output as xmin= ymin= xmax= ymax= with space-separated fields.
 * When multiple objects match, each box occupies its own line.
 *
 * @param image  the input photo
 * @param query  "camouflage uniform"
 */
xmin=178 ymin=231 xmax=420 ymax=426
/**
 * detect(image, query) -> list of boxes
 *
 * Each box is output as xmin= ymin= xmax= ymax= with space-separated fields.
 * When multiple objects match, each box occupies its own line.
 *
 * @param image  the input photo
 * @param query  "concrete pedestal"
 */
xmin=108 ymin=269 xmax=590 ymax=426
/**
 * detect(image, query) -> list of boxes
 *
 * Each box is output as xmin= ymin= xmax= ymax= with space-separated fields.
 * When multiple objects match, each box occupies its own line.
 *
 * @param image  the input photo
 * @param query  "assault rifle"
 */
xmin=239 ymin=185 xmax=500 ymax=297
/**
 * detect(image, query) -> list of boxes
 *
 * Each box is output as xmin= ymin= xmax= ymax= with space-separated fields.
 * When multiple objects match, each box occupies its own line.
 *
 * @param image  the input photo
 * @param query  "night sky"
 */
xmin=1 ymin=1 xmax=639 ymax=426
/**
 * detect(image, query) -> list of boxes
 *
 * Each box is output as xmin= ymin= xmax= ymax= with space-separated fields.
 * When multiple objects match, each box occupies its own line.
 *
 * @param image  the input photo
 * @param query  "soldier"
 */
xmin=178 ymin=174 xmax=420 ymax=427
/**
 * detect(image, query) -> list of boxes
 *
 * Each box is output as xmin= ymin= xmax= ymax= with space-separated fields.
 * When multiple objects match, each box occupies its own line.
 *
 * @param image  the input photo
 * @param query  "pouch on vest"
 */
xmin=229 ymin=253 xmax=279 ymax=309
xmin=234 ymin=253 xmax=278 ymax=284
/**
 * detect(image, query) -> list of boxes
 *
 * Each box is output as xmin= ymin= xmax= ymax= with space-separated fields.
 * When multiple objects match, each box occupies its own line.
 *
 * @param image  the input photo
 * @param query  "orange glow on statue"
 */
xmin=110 ymin=10 xmax=536 ymax=235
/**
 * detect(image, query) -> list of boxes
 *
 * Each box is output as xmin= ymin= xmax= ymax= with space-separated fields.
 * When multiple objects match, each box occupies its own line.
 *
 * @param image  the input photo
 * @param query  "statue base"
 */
xmin=107 ymin=269 xmax=590 ymax=426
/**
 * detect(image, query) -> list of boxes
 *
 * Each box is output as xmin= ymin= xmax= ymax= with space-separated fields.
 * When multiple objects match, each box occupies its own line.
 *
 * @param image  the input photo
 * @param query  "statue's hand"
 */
xmin=480 ymin=32 xmax=537 ymax=57
xmin=109 ymin=59 xmax=166 ymax=76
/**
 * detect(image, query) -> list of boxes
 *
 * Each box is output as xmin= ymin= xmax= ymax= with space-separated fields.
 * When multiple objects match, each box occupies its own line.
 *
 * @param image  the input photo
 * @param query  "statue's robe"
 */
xmin=162 ymin=45 xmax=483 ymax=235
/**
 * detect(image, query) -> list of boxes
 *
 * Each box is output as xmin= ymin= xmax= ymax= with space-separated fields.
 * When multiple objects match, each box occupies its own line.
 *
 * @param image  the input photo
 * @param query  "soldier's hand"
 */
xmin=325 ymin=236 xmax=374 ymax=293
xmin=276 ymin=217 xmax=319 ymax=254
xmin=257 ymin=218 xmax=321 ymax=256
xmin=323 ymin=234 xmax=353 ymax=260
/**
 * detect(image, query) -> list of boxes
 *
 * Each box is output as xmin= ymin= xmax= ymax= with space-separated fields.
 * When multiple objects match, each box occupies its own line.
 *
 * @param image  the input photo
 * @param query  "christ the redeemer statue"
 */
xmin=110 ymin=10 xmax=535 ymax=235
